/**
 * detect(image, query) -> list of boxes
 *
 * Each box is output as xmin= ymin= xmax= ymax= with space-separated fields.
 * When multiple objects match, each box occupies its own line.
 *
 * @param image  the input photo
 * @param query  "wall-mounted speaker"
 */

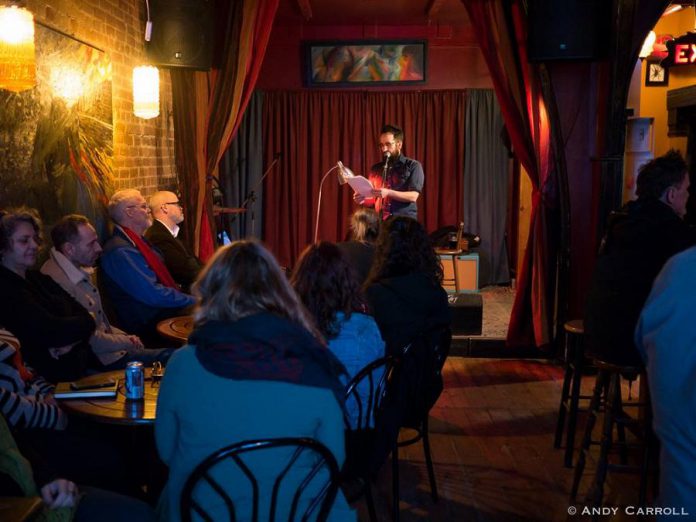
xmin=146 ymin=0 xmax=214 ymax=70
xmin=527 ymin=0 xmax=611 ymax=62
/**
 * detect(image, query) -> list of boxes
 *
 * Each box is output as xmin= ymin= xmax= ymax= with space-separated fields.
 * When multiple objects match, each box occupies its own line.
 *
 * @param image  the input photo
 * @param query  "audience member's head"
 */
xmin=108 ymin=189 xmax=152 ymax=234
xmin=636 ymin=149 xmax=690 ymax=218
xmin=51 ymin=214 xmax=102 ymax=268
xmin=291 ymin=241 xmax=366 ymax=340
xmin=193 ymin=240 xmax=321 ymax=340
xmin=148 ymin=191 xmax=184 ymax=229
xmin=0 ymin=208 xmax=42 ymax=276
xmin=350 ymin=208 xmax=380 ymax=242
xmin=367 ymin=216 xmax=443 ymax=286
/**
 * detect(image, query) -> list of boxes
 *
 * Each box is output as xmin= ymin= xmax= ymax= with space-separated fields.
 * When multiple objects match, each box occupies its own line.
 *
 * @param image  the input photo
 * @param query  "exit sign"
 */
xmin=664 ymin=32 xmax=696 ymax=67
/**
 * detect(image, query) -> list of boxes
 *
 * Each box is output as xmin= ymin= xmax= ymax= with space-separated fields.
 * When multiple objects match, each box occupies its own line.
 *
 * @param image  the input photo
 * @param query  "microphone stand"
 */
xmin=237 ymin=154 xmax=281 ymax=238
xmin=314 ymin=165 xmax=339 ymax=243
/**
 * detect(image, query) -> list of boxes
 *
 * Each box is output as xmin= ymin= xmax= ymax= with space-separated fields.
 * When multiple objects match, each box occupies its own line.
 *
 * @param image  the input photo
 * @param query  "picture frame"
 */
xmin=303 ymin=40 xmax=427 ymax=87
xmin=645 ymin=61 xmax=669 ymax=87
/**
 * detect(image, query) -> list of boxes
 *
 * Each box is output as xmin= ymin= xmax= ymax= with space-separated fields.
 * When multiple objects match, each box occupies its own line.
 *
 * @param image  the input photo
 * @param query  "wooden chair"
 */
xmin=180 ymin=438 xmax=340 ymax=522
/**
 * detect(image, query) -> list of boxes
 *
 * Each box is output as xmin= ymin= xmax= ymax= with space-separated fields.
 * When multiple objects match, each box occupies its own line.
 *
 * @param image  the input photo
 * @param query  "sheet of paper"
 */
xmin=346 ymin=175 xmax=374 ymax=198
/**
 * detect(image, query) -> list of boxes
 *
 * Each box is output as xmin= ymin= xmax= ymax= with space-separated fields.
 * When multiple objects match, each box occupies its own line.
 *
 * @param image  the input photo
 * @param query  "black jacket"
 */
xmin=0 ymin=266 xmax=95 ymax=382
xmin=144 ymin=220 xmax=202 ymax=292
xmin=585 ymin=198 xmax=696 ymax=366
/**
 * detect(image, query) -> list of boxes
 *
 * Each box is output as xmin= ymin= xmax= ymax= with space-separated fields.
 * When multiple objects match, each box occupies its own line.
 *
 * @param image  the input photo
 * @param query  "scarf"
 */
xmin=191 ymin=312 xmax=348 ymax=409
xmin=121 ymin=226 xmax=178 ymax=289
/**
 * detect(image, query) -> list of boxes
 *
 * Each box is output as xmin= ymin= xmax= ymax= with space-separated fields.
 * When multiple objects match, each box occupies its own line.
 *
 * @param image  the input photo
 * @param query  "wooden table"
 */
xmin=156 ymin=315 xmax=194 ymax=343
xmin=58 ymin=369 xmax=160 ymax=426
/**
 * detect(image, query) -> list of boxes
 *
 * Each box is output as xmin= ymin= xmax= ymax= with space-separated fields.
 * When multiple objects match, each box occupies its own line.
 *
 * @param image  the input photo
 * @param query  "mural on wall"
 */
xmin=0 ymin=24 xmax=113 ymax=237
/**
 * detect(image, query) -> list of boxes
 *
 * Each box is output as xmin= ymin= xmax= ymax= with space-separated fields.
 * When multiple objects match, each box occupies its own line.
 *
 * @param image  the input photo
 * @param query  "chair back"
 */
xmin=180 ymin=437 xmax=340 ymax=522
xmin=344 ymin=356 xmax=398 ymax=431
xmin=399 ymin=325 xmax=451 ymax=427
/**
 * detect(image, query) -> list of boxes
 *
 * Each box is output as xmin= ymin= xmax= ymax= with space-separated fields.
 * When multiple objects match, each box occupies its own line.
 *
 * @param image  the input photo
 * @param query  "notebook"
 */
xmin=54 ymin=375 xmax=119 ymax=399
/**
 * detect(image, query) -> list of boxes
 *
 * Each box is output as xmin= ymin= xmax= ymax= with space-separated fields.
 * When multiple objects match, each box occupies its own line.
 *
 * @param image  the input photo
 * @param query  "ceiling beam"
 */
xmin=296 ymin=0 xmax=313 ymax=21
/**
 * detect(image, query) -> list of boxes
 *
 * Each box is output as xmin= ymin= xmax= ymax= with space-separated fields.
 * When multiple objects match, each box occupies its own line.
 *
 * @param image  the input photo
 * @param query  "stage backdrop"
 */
xmin=0 ymin=24 xmax=113 ymax=237
xmin=260 ymin=90 xmax=468 ymax=268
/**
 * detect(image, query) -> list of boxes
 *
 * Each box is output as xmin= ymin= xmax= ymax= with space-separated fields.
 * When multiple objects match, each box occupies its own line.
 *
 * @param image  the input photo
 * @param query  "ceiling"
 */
xmin=275 ymin=0 xmax=471 ymax=26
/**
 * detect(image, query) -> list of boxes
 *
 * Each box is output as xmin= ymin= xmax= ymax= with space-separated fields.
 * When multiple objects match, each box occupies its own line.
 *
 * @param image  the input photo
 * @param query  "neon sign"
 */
xmin=664 ymin=32 xmax=696 ymax=67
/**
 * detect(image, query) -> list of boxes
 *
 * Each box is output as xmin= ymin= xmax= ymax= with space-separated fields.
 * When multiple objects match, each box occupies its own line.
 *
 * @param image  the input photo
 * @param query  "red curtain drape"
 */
xmin=172 ymin=0 xmax=278 ymax=261
xmin=463 ymin=0 xmax=553 ymax=348
xmin=262 ymin=90 xmax=467 ymax=268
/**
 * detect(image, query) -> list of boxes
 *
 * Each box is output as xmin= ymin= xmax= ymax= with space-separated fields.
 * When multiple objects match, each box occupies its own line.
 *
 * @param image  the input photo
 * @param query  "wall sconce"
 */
xmin=133 ymin=65 xmax=159 ymax=119
xmin=0 ymin=5 xmax=36 ymax=92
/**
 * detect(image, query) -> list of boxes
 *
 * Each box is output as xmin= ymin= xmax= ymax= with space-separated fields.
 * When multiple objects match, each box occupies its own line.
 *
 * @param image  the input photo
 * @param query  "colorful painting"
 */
xmin=305 ymin=41 xmax=426 ymax=86
xmin=0 ymin=23 xmax=113 ymax=237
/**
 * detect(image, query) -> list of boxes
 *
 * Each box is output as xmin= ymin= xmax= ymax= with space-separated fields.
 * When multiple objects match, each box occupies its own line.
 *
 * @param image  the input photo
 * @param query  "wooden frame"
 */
xmin=645 ymin=61 xmax=669 ymax=87
xmin=303 ymin=40 xmax=427 ymax=87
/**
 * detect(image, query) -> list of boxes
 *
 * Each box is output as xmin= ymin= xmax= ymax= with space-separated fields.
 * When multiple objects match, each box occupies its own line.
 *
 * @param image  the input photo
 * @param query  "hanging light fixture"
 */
xmin=0 ymin=5 xmax=36 ymax=92
xmin=132 ymin=65 xmax=159 ymax=119
xmin=639 ymin=31 xmax=656 ymax=59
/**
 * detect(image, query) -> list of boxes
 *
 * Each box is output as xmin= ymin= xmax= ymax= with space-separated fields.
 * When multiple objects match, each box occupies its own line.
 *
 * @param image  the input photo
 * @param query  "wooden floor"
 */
xmin=357 ymin=357 xmax=651 ymax=522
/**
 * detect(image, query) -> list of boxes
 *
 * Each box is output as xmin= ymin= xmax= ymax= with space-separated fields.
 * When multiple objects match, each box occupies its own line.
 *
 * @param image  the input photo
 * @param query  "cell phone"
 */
xmin=70 ymin=378 xmax=116 ymax=390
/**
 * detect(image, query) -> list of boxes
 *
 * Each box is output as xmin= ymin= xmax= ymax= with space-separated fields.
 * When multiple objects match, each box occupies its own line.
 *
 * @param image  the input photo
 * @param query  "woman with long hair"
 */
xmin=365 ymin=216 xmax=450 ymax=355
xmin=291 ymin=241 xmax=385 ymax=424
xmin=155 ymin=240 xmax=354 ymax=521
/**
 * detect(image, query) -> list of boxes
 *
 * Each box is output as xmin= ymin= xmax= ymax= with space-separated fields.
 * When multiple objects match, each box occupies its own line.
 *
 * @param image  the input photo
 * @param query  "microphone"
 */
xmin=383 ymin=151 xmax=391 ymax=170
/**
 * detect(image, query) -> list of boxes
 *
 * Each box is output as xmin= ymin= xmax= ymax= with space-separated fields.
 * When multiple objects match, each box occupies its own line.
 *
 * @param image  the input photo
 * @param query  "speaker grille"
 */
xmin=146 ymin=0 xmax=214 ymax=70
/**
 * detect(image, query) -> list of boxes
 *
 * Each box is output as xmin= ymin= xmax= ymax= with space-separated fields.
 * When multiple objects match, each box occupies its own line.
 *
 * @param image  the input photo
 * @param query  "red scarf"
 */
xmin=121 ymin=226 xmax=179 ymax=289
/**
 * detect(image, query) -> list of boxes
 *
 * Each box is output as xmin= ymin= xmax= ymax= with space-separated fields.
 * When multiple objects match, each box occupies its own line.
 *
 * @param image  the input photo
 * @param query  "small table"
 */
xmin=156 ymin=315 xmax=194 ymax=343
xmin=58 ymin=369 xmax=160 ymax=426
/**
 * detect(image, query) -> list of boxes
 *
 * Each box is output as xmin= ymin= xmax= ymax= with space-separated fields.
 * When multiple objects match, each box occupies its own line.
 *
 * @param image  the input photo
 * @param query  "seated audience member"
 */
xmin=100 ymin=190 xmax=195 ymax=339
xmin=585 ymin=150 xmax=696 ymax=367
xmin=155 ymin=240 xmax=354 ymax=521
xmin=336 ymin=208 xmax=381 ymax=285
xmin=0 ymin=328 xmax=132 ymax=496
xmin=635 ymin=246 xmax=696 ymax=520
xmin=364 ymin=216 xmax=451 ymax=356
xmin=291 ymin=241 xmax=385 ymax=425
xmin=0 ymin=413 xmax=156 ymax=522
xmin=0 ymin=328 xmax=66 ymax=430
xmin=0 ymin=208 xmax=95 ymax=382
xmin=41 ymin=215 xmax=172 ymax=370
xmin=145 ymin=191 xmax=202 ymax=292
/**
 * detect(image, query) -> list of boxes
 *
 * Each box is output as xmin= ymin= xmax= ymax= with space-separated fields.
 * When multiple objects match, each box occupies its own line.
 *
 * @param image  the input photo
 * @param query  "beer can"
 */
xmin=124 ymin=361 xmax=144 ymax=400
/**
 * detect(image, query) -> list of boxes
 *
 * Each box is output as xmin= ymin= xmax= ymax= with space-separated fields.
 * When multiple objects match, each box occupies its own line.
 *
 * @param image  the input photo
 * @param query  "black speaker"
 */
xmin=527 ymin=0 xmax=610 ymax=62
xmin=146 ymin=0 xmax=214 ymax=70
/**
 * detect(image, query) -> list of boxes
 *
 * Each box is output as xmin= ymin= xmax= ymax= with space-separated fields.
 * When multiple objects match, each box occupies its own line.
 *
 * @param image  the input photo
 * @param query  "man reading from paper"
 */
xmin=353 ymin=124 xmax=424 ymax=220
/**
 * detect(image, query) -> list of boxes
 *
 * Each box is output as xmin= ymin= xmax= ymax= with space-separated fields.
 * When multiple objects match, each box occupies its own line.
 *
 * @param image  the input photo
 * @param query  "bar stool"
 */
xmin=435 ymin=247 xmax=463 ymax=292
xmin=570 ymin=359 xmax=654 ymax=509
xmin=554 ymin=319 xmax=593 ymax=468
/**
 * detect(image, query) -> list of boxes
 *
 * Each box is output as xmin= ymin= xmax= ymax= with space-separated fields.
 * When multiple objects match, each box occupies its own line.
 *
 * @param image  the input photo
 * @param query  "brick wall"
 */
xmin=26 ymin=0 xmax=177 ymax=196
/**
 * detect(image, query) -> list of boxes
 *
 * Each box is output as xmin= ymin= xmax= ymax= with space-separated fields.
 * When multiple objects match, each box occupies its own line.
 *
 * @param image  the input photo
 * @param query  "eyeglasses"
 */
xmin=164 ymin=201 xmax=182 ymax=208
xmin=379 ymin=141 xmax=396 ymax=148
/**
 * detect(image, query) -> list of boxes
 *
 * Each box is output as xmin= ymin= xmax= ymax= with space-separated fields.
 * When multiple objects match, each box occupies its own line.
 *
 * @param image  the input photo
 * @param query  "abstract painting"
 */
xmin=0 ymin=23 xmax=113 ymax=238
xmin=305 ymin=40 xmax=426 ymax=86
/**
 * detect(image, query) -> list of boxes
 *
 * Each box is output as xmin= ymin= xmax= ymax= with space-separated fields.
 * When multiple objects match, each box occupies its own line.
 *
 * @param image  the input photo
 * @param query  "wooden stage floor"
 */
xmin=357 ymin=357 xmax=650 ymax=521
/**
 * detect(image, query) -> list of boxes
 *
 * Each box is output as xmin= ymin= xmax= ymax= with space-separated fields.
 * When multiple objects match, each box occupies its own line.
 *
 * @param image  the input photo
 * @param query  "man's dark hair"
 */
xmin=51 ymin=214 xmax=90 ymax=252
xmin=636 ymin=149 xmax=688 ymax=200
xmin=381 ymin=124 xmax=404 ymax=142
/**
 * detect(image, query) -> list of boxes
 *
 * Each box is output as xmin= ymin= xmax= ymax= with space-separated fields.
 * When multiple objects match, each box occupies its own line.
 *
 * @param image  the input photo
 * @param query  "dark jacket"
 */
xmin=336 ymin=240 xmax=375 ymax=285
xmin=366 ymin=272 xmax=451 ymax=356
xmin=0 ymin=266 xmax=95 ymax=382
xmin=585 ymin=198 xmax=696 ymax=366
xmin=144 ymin=220 xmax=202 ymax=293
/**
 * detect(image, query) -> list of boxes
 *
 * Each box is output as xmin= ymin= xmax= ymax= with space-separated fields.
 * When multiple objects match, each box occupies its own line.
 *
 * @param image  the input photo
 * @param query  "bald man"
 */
xmin=145 ymin=191 xmax=202 ymax=292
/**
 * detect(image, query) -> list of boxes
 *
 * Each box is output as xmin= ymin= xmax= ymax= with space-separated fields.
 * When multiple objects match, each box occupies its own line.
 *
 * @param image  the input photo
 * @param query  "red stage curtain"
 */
xmin=262 ymin=90 xmax=467 ymax=269
xmin=463 ymin=0 xmax=553 ymax=348
xmin=171 ymin=0 xmax=278 ymax=261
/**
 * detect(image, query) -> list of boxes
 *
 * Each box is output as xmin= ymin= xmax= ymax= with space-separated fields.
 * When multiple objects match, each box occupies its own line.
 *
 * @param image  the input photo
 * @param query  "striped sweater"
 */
xmin=0 ymin=336 xmax=67 ymax=430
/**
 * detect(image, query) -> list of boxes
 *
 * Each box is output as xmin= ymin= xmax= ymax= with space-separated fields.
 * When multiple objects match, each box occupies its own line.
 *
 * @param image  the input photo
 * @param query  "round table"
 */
xmin=156 ymin=315 xmax=194 ymax=343
xmin=58 ymin=369 xmax=160 ymax=425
